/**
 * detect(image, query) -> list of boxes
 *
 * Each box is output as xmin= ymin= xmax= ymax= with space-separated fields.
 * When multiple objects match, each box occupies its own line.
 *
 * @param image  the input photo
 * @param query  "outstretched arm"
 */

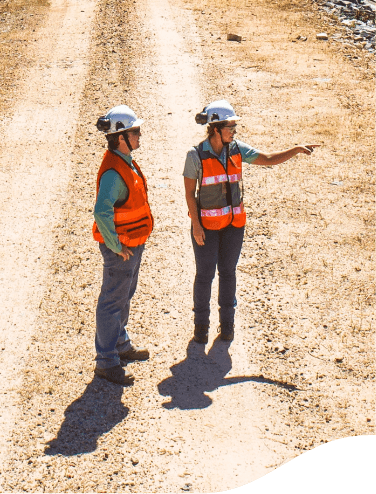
xmin=253 ymin=144 xmax=320 ymax=166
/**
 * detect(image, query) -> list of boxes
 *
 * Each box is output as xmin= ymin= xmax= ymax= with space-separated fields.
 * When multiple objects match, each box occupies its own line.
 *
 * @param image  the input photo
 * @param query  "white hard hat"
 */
xmin=96 ymin=105 xmax=144 ymax=134
xmin=195 ymin=100 xmax=241 ymax=125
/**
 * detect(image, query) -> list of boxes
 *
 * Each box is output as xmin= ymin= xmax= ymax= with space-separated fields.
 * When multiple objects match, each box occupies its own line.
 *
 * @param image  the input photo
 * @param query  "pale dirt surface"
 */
xmin=0 ymin=0 xmax=97 ymax=476
xmin=0 ymin=0 xmax=374 ymax=492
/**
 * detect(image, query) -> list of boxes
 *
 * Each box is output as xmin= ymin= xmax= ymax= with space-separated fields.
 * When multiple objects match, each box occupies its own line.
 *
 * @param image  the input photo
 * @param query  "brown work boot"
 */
xmin=219 ymin=322 xmax=234 ymax=341
xmin=193 ymin=324 xmax=209 ymax=344
xmin=94 ymin=364 xmax=134 ymax=386
xmin=119 ymin=345 xmax=150 ymax=362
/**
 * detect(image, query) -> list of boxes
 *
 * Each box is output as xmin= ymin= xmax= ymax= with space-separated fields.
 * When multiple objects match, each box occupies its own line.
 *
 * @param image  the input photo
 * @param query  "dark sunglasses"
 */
xmin=128 ymin=127 xmax=141 ymax=136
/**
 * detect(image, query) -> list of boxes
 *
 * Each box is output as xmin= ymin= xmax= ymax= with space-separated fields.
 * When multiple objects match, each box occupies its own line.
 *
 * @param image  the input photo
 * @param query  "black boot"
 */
xmin=194 ymin=324 xmax=209 ymax=344
xmin=219 ymin=322 xmax=234 ymax=341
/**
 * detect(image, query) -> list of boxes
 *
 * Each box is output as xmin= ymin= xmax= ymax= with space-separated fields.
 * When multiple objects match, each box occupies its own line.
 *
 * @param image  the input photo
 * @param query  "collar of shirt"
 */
xmin=202 ymin=138 xmax=237 ymax=166
xmin=113 ymin=149 xmax=140 ymax=176
xmin=113 ymin=149 xmax=132 ymax=165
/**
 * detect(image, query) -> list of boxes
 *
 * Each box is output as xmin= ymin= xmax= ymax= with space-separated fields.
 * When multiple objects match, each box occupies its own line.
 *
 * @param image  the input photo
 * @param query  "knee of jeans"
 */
xmin=218 ymin=268 xmax=236 ymax=279
xmin=196 ymin=271 xmax=215 ymax=283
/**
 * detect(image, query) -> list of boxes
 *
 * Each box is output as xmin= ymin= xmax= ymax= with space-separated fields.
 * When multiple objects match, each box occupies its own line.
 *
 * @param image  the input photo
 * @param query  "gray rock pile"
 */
xmin=313 ymin=0 xmax=375 ymax=53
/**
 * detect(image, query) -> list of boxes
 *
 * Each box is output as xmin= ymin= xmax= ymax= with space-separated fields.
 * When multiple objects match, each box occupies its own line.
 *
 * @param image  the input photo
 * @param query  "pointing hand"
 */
xmin=299 ymin=144 xmax=321 ymax=155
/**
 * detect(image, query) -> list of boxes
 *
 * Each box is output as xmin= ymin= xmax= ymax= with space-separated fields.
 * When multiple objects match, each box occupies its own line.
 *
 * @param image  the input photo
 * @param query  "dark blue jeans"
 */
xmin=191 ymin=225 xmax=245 ymax=326
xmin=95 ymin=242 xmax=144 ymax=369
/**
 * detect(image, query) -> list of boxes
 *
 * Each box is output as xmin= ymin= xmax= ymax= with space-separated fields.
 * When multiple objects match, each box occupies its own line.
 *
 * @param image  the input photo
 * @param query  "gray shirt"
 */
xmin=183 ymin=138 xmax=260 ymax=184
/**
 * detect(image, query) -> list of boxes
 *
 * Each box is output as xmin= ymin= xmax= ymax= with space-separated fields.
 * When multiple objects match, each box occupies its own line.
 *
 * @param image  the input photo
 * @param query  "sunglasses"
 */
xmin=128 ymin=127 xmax=141 ymax=136
xmin=223 ymin=124 xmax=237 ymax=132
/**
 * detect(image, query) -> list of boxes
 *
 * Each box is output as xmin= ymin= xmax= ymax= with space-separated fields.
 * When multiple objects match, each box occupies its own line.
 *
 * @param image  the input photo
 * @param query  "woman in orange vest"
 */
xmin=184 ymin=100 xmax=319 ymax=343
xmin=93 ymin=105 xmax=153 ymax=385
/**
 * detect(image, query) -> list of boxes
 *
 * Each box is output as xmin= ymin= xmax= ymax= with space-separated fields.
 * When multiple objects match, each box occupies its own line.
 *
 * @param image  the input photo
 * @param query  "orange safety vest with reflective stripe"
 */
xmin=195 ymin=141 xmax=246 ymax=230
xmin=93 ymin=150 xmax=153 ymax=247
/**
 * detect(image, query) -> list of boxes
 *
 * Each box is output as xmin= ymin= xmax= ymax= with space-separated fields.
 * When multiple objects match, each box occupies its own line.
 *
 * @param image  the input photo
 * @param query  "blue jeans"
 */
xmin=191 ymin=225 xmax=245 ymax=326
xmin=95 ymin=242 xmax=144 ymax=369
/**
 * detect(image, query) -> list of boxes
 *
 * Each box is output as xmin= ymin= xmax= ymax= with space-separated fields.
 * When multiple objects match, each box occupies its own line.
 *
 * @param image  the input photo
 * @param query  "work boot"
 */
xmin=193 ymin=324 xmax=209 ymax=344
xmin=119 ymin=345 xmax=150 ymax=362
xmin=219 ymin=322 xmax=234 ymax=341
xmin=94 ymin=364 xmax=135 ymax=386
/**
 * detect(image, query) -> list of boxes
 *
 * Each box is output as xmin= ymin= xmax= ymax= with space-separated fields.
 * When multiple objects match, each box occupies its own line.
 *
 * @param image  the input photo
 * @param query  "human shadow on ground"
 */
xmin=158 ymin=337 xmax=299 ymax=410
xmin=45 ymin=375 xmax=128 ymax=456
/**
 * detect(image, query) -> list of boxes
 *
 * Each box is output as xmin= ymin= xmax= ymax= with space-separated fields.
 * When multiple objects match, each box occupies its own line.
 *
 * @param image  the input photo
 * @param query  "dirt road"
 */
xmin=0 ymin=0 xmax=374 ymax=492
xmin=0 ymin=0 xmax=96 ymax=472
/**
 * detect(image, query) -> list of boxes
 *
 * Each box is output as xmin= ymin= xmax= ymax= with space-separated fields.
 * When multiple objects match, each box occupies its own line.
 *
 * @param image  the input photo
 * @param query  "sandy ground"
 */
xmin=0 ymin=0 xmax=374 ymax=492
xmin=0 ymin=0 xmax=97 ymax=471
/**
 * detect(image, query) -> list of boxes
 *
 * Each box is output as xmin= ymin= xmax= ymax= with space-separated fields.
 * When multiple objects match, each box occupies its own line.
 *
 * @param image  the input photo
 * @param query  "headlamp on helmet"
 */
xmin=96 ymin=117 xmax=111 ymax=132
xmin=195 ymin=109 xmax=208 ymax=125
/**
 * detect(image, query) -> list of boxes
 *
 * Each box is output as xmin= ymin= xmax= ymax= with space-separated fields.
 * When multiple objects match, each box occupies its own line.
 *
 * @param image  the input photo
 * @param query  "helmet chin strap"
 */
xmin=218 ymin=128 xmax=229 ymax=151
xmin=122 ymin=131 xmax=133 ymax=152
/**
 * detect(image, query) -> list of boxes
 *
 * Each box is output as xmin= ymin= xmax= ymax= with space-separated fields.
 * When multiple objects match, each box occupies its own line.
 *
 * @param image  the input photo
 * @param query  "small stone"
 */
xmin=275 ymin=344 xmax=288 ymax=354
xmin=316 ymin=33 xmax=329 ymax=40
xmin=342 ymin=19 xmax=356 ymax=28
xmin=334 ymin=355 xmax=343 ymax=363
xmin=227 ymin=33 xmax=242 ymax=42
xmin=131 ymin=457 xmax=139 ymax=465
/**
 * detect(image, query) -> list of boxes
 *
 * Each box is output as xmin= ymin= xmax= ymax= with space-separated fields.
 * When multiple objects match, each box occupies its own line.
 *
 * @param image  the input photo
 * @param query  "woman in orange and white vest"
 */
xmin=184 ymin=100 xmax=319 ymax=343
xmin=93 ymin=105 xmax=153 ymax=386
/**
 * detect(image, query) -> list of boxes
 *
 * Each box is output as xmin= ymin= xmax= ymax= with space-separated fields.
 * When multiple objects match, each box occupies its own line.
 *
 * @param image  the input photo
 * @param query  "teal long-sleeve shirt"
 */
xmin=94 ymin=150 xmax=140 ymax=253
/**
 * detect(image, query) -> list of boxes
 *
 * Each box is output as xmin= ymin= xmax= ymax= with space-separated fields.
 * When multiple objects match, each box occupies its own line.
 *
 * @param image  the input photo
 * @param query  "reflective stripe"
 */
xmin=233 ymin=204 xmax=244 ymax=215
xmin=228 ymin=173 xmax=242 ymax=183
xmin=201 ymin=206 xmax=231 ymax=217
xmin=201 ymin=172 xmax=241 ymax=186
xmin=201 ymin=174 xmax=228 ymax=185
xmin=201 ymin=203 xmax=244 ymax=218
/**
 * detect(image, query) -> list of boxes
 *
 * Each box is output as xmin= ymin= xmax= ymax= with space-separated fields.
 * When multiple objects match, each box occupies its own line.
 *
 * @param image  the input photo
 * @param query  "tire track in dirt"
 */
xmin=0 ymin=0 xmax=96 ymax=472
xmin=110 ymin=0 xmax=281 ymax=491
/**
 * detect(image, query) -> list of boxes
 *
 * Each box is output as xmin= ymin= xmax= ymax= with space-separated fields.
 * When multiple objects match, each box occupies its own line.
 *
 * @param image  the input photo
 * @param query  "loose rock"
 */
xmin=227 ymin=33 xmax=242 ymax=42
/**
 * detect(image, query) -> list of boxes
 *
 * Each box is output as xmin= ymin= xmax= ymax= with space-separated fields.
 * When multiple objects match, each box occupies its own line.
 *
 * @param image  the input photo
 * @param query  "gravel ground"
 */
xmin=0 ymin=0 xmax=374 ymax=492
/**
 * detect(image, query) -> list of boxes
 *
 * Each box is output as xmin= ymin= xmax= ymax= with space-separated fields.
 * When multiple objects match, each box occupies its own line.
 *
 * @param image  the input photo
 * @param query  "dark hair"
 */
xmin=206 ymin=121 xmax=227 ymax=137
xmin=106 ymin=133 xmax=121 ymax=150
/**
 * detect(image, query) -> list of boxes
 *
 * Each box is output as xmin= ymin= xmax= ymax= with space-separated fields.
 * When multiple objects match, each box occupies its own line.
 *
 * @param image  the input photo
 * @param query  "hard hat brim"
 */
xmin=105 ymin=119 xmax=144 ymax=135
xmin=129 ymin=118 xmax=144 ymax=128
xmin=207 ymin=115 xmax=241 ymax=124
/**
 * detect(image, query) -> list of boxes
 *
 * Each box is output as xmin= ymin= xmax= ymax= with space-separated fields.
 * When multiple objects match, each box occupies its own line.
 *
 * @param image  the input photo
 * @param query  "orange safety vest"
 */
xmin=93 ymin=150 xmax=153 ymax=247
xmin=195 ymin=141 xmax=246 ymax=230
